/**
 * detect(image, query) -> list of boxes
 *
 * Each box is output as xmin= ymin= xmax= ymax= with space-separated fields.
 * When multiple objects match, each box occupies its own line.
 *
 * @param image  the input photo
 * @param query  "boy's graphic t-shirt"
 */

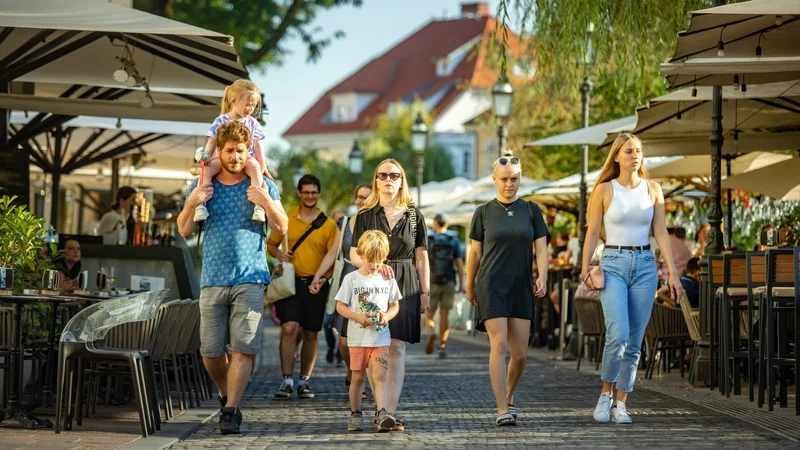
xmin=335 ymin=271 xmax=402 ymax=347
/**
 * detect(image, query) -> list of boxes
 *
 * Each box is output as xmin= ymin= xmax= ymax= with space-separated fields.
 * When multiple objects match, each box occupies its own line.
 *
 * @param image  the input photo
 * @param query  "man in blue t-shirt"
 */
xmin=178 ymin=121 xmax=287 ymax=435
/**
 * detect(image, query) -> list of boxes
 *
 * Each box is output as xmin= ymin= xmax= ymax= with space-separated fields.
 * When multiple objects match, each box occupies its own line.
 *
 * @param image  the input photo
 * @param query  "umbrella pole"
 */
xmin=725 ymin=157 xmax=733 ymax=249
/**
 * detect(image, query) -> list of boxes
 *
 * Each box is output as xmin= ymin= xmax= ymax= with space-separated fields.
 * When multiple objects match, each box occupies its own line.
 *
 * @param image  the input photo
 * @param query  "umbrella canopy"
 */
xmin=524 ymin=116 xmax=636 ymax=147
xmin=0 ymin=0 xmax=246 ymax=91
xmin=721 ymin=157 xmax=800 ymax=200
xmin=661 ymin=57 xmax=800 ymax=88
xmin=646 ymin=151 xmax=793 ymax=178
xmin=671 ymin=0 xmax=800 ymax=61
xmin=601 ymin=81 xmax=800 ymax=155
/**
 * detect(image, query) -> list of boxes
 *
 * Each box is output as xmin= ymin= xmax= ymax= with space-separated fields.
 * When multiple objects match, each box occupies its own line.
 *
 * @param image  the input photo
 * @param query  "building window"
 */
xmin=463 ymin=149 xmax=470 ymax=176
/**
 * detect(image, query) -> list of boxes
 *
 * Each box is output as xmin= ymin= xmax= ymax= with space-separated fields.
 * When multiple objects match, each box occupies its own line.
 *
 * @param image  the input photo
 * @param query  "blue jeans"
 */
xmin=599 ymin=248 xmax=658 ymax=392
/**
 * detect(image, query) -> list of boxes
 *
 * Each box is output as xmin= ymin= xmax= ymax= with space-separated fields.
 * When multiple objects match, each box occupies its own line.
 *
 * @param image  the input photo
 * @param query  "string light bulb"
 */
xmin=732 ymin=129 xmax=739 ymax=145
xmin=692 ymin=87 xmax=698 ymax=97
xmin=733 ymin=74 xmax=740 ymax=90
xmin=717 ymin=40 xmax=725 ymax=57
xmin=115 ymin=118 xmax=122 ymax=129
xmin=776 ymin=15 xmax=783 ymax=26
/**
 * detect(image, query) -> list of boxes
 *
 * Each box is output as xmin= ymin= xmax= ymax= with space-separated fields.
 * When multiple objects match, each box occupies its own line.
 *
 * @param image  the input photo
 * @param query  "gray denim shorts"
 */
xmin=199 ymin=283 xmax=265 ymax=357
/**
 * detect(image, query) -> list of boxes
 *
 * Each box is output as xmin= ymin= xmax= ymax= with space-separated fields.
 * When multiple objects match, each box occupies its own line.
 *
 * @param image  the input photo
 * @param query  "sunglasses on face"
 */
xmin=376 ymin=172 xmax=402 ymax=181
xmin=497 ymin=157 xmax=520 ymax=165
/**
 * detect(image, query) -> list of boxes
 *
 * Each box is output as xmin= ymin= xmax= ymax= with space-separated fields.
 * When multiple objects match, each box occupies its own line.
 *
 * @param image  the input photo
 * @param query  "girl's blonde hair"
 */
xmin=221 ymin=79 xmax=261 ymax=116
xmin=588 ymin=133 xmax=649 ymax=213
xmin=357 ymin=230 xmax=390 ymax=263
xmin=361 ymin=158 xmax=414 ymax=210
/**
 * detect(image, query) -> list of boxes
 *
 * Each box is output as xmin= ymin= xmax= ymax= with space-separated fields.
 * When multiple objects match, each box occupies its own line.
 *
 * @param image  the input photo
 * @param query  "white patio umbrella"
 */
xmin=601 ymin=81 xmax=800 ymax=156
xmin=524 ymin=116 xmax=636 ymax=147
xmin=721 ymin=157 xmax=800 ymax=200
xmin=646 ymin=151 xmax=793 ymax=178
xmin=661 ymin=57 xmax=800 ymax=89
xmin=670 ymin=0 xmax=800 ymax=62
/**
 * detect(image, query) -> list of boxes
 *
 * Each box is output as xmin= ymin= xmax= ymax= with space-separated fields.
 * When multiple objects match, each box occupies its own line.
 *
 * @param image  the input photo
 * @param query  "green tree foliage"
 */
xmin=493 ymin=0 xmax=742 ymax=180
xmin=269 ymin=104 xmax=455 ymax=212
xmin=134 ymin=0 xmax=362 ymax=69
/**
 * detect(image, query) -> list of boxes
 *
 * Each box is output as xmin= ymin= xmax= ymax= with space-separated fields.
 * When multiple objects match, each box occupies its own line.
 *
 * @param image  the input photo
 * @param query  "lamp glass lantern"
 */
xmin=292 ymin=163 xmax=304 ymax=188
xmin=410 ymin=113 xmax=429 ymax=155
xmin=491 ymin=77 xmax=514 ymax=120
xmin=349 ymin=141 xmax=364 ymax=176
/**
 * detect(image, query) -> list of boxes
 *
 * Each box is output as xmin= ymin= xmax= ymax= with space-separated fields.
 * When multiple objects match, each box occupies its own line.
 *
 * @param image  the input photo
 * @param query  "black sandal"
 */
xmin=496 ymin=413 xmax=516 ymax=426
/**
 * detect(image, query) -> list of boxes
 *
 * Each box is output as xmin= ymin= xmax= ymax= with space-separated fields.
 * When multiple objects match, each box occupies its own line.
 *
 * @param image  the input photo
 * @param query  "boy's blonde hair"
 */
xmin=357 ymin=230 xmax=390 ymax=264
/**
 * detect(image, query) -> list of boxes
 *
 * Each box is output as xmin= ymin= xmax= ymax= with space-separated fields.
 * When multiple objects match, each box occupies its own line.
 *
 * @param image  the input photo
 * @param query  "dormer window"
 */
xmin=329 ymin=92 xmax=378 ymax=124
xmin=436 ymin=58 xmax=452 ymax=77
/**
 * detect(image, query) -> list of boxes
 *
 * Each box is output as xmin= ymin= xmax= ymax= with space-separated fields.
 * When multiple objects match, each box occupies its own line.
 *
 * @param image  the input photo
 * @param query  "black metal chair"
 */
xmin=758 ymin=247 xmax=799 ymax=414
xmin=707 ymin=254 xmax=724 ymax=391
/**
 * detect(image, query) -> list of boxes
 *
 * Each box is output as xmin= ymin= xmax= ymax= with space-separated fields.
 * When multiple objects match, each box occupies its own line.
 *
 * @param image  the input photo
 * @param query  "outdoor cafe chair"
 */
xmin=758 ymin=247 xmax=799 ymax=414
xmin=169 ymin=300 xmax=204 ymax=409
xmin=706 ymin=254 xmax=724 ymax=392
xmin=159 ymin=299 xmax=199 ymax=412
xmin=719 ymin=252 xmax=761 ymax=397
xmin=645 ymin=301 xmax=690 ymax=379
xmin=54 ymin=290 xmax=167 ymax=437
xmin=574 ymin=296 xmax=605 ymax=371
xmin=745 ymin=251 xmax=766 ymax=402
xmin=680 ymin=292 xmax=701 ymax=385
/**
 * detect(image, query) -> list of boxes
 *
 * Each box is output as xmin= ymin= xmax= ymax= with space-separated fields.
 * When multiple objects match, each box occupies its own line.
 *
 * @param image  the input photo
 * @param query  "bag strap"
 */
xmin=291 ymin=211 xmax=328 ymax=253
xmin=333 ymin=217 xmax=347 ymax=262
xmin=408 ymin=203 xmax=417 ymax=245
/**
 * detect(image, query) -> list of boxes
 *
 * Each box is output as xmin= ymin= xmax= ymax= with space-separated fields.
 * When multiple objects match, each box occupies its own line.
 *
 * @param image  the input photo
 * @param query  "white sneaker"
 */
xmin=611 ymin=401 xmax=633 ymax=424
xmin=252 ymin=204 xmax=266 ymax=222
xmin=593 ymin=392 xmax=612 ymax=423
xmin=194 ymin=204 xmax=209 ymax=222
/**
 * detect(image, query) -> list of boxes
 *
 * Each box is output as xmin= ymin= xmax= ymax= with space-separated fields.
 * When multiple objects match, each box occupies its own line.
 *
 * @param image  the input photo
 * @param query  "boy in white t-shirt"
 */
xmin=335 ymin=230 xmax=401 ymax=433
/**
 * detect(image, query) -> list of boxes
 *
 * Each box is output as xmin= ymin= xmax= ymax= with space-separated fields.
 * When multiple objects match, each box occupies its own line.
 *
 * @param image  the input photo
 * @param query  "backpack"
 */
xmin=428 ymin=232 xmax=456 ymax=285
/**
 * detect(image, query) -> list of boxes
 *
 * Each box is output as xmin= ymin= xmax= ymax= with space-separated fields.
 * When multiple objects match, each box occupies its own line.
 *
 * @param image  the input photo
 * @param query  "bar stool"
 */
xmin=718 ymin=253 xmax=764 ymax=397
xmin=758 ymin=247 xmax=799 ymax=414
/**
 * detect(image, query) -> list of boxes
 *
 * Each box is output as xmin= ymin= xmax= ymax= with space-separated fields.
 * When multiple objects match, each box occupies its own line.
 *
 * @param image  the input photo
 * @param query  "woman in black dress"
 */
xmin=466 ymin=154 xmax=548 ymax=426
xmin=350 ymin=158 xmax=429 ymax=431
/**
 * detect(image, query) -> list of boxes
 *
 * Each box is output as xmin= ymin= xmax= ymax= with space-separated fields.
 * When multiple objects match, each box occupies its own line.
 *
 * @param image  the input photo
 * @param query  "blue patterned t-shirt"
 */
xmin=186 ymin=175 xmax=280 ymax=287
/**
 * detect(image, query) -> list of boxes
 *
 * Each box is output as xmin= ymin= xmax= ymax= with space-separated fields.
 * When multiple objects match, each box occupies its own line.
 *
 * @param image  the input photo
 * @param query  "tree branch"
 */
xmin=242 ymin=0 xmax=303 ymax=67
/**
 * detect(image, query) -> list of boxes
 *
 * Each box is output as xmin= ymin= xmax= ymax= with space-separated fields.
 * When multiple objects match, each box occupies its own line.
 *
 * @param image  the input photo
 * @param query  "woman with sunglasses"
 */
xmin=349 ymin=158 xmax=429 ymax=431
xmin=582 ymin=133 xmax=681 ymax=424
xmin=466 ymin=153 xmax=549 ymax=426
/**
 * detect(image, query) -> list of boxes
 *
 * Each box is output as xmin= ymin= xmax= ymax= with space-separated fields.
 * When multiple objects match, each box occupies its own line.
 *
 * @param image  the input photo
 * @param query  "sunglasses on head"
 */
xmin=497 ymin=157 xmax=520 ymax=165
xmin=376 ymin=172 xmax=402 ymax=181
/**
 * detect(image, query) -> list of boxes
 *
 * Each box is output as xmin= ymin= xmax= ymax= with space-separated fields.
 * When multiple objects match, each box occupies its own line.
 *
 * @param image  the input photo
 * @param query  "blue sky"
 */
xmin=252 ymin=1 xmax=504 ymax=151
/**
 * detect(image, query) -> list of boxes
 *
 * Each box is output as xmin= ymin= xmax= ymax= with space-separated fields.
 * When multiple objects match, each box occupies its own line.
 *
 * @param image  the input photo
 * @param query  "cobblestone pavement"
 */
xmin=171 ymin=326 xmax=797 ymax=449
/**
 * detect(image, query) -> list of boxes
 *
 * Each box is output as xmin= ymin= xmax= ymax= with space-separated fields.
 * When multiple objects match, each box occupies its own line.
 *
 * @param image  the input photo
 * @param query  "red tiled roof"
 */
xmin=283 ymin=16 xmax=531 ymax=138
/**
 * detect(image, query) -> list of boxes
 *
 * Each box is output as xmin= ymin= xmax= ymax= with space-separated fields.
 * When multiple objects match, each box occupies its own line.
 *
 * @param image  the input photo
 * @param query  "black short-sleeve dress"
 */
xmin=352 ymin=204 xmax=427 ymax=343
xmin=469 ymin=199 xmax=548 ymax=332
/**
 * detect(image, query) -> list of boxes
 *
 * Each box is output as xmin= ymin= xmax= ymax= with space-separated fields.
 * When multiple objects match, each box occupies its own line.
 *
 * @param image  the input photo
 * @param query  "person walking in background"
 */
xmin=98 ymin=186 xmax=137 ymax=245
xmin=465 ymin=153 xmax=549 ymax=426
xmin=268 ymin=174 xmax=337 ymax=400
xmin=581 ymin=133 xmax=682 ymax=425
xmin=349 ymin=159 xmax=429 ymax=432
xmin=335 ymin=230 xmax=401 ymax=433
xmin=177 ymin=121 xmax=286 ymax=434
xmin=424 ymin=213 xmax=465 ymax=358
xmin=310 ymin=184 xmax=373 ymax=396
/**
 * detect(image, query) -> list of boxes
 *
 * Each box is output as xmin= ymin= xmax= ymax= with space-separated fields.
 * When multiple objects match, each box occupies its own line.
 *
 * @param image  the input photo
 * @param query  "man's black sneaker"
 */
xmin=275 ymin=381 xmax=294 ymax=399
xmin=298 ymin=383 xmax=315 ymax=399
xmin=219 ymin=407 xmax=242 ymax=435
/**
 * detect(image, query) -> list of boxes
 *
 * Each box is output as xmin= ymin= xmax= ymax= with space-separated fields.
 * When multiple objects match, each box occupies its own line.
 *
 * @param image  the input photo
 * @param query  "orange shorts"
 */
xmin=349 ymin=346 xmax=389 ymax=370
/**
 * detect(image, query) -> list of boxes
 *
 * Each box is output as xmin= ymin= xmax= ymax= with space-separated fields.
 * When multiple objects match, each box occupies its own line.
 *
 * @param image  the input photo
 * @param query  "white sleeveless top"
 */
xmin=603 ymin=178 xmax=654 ymax=247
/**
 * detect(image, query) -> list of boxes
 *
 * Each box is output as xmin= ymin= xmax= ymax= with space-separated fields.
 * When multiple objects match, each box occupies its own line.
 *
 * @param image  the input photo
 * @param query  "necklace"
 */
xmin=496 ymin=198 xmax=518 ymax=217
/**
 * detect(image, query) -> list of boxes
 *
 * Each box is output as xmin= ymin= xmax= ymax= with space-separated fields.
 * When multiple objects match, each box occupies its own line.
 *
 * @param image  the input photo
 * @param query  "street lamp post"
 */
xmin=491 ymin=76 xmax=514 ymax=157
xmin=578 ymin=22 xmax=597 ymax=265
xmin=410 ymin=113 xmax=429 ymax=207
xmin=349 ymin=140 xmax=364 ymax=188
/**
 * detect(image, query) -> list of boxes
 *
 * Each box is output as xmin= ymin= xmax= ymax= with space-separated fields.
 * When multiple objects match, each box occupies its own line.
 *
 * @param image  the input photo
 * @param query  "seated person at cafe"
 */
xmin=657 ymin=257 xmax=700 ymax=309
xmin=56 ymin=238 xmax=82 ymax=293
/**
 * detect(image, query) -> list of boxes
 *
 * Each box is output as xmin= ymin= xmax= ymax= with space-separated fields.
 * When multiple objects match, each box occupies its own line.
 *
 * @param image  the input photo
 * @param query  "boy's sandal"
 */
xmin=393 ymin=416 xmax=405 ymax=431
xmin=496 ymin=413 xmax=516 ymax=426
xmin=508 ymin=404 xmax=517 ymax=419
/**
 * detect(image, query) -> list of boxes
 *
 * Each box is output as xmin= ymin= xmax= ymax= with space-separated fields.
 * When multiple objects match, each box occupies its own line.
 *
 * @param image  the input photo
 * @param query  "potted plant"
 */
xmin=0 ymin=194 xmax=63 ymax=390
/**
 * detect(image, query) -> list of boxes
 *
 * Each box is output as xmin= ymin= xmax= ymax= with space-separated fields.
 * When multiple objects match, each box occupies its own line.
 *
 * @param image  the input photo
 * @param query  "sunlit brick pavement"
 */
xmin=170 ymin=325 xmax=794 ymax=449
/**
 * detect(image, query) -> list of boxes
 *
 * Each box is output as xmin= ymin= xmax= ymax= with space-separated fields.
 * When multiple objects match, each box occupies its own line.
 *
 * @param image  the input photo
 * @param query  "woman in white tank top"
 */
xmin=580 ymin=133 xmax=682 ymax=424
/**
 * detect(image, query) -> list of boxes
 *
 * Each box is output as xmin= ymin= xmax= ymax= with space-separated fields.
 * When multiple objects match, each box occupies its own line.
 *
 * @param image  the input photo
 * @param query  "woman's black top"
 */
xmin=352 ymin=204 xmax=427 ymax=343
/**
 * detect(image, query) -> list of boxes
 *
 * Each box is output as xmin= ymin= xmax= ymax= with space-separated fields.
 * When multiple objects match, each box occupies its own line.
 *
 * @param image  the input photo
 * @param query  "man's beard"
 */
xmin=220 ymin=158 xmax=244 ymax=175
xmin=302 ymin=199 xmax=318 ymax=209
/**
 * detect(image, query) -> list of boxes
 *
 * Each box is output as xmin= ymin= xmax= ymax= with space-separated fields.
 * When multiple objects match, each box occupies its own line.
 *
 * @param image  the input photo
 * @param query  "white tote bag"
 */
xmin=266 ymin=234 xmax=296 ymax=305
xmin=325 ymin=217 xmax=348 ymax=314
